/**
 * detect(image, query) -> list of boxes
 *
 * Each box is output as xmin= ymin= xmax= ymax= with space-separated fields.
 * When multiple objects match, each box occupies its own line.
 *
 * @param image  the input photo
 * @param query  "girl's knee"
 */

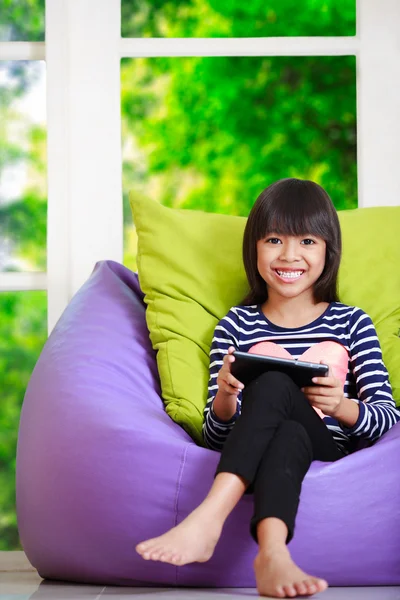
xmin=277 ymin=419 xmax=307 ymax=437
xmin=276 ymin=420 xmax=313 ymax=455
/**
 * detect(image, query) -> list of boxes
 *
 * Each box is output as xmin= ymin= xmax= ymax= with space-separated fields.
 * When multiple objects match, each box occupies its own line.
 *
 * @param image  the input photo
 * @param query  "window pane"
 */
xmin=0 ymin=0 xmax=45 ymax=41
xmin=0 ymin=61 xmax=47 ymax=272
xmin=121 ymin=0 xmax=356 ymax=38
xmin=121 ymin=55 xmax=357 ymax=268
xmin=0 ymin=291 xmax=47 ymax=550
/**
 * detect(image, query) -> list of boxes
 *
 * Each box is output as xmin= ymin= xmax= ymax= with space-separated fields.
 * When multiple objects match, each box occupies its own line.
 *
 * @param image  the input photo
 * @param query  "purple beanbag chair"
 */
xmin=16 ymin=260 xmax=400 ymax=586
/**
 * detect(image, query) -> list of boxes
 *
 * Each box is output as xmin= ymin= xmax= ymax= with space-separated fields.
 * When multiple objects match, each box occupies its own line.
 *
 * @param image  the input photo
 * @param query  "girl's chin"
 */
xmin=267 ymin=276 xmax=304 ymax=290
xmin=268 ymin=282 xmax=314 ymax=299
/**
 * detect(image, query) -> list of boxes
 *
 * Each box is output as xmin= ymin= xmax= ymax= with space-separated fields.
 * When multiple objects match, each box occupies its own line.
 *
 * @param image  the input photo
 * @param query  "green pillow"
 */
xmin=130 ymin=194 xmax=400 ymax=445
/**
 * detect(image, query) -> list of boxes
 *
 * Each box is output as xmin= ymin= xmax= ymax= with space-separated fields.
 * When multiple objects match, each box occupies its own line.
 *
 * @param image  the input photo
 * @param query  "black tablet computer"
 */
xmin=231 ymin=351 xmax=329 ymax=388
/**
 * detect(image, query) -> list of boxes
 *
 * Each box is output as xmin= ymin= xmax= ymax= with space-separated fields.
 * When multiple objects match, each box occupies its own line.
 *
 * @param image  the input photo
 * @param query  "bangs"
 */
xmin=255 ymin=181 xmax=333 ymax=241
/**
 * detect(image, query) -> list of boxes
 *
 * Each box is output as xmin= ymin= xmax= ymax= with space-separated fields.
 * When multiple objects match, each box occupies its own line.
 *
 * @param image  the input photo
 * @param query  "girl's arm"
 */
xmin=203 ymin=310 xmax=242 ymax=451
xmin=342 ymin=308 xmax=400 ymax=441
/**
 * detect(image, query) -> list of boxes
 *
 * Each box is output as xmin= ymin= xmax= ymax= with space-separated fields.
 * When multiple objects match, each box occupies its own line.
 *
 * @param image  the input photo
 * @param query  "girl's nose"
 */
xmin=280 ymin=241 xmax=300 ymax=262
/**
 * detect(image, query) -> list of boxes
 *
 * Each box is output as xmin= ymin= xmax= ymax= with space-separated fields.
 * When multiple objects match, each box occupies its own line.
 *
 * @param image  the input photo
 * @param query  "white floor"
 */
xmin=1 ymin=553 xmax=400 ymax=600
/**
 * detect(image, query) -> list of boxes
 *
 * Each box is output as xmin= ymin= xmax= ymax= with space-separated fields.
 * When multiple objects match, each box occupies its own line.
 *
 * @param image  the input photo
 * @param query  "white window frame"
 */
xmin=0 ymin=0 xmax=399 ymax=333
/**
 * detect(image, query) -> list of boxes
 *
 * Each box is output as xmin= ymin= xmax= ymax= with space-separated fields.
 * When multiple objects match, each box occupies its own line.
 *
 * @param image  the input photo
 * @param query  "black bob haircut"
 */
xmin=242 ymin=178 xmax=342 ymax=306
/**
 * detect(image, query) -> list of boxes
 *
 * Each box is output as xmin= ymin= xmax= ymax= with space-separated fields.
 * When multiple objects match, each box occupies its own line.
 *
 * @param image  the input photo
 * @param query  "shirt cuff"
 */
xmin=341 ymin=400 xmax=366 ymax=435
xmin=210 ymin=404 xmax=237 ymax=426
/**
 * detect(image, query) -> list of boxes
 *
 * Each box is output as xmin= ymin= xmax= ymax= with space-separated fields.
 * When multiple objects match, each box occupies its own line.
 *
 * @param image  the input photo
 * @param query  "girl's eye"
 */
xmin=266 ymin=237 xmax=281 ymax=244
xmin=301 ymin=238 xmax=315 ymax=245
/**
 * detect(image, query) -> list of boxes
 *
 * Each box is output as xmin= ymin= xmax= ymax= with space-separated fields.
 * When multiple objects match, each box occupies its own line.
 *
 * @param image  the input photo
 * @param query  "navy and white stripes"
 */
xmin=203 ymin=303 xmax=400 ymax=454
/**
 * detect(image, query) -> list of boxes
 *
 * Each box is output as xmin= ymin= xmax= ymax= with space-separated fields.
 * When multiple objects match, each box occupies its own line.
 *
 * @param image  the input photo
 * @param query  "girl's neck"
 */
xmin=261 ymin=292 xmax=330 ymax=329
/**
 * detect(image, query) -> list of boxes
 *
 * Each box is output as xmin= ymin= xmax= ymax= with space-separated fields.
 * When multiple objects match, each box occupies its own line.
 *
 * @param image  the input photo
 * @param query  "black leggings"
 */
xmin=215 ymin=371 xmax=345 ymax=544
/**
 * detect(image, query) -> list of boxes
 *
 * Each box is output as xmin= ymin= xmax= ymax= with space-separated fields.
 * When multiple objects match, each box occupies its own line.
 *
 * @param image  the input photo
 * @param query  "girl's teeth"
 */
xmin=276 ymin=270 xmax=303 ymax=278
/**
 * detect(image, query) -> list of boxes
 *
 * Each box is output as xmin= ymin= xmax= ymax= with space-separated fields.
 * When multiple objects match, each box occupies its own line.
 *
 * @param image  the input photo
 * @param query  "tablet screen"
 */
xmin=231 ymin=351 xmax=328 ymax=388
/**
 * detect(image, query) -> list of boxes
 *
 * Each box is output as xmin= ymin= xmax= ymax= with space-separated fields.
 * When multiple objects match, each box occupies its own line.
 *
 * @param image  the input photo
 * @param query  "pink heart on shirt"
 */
xmin=248 ymin=341 xmax=349 ymax=418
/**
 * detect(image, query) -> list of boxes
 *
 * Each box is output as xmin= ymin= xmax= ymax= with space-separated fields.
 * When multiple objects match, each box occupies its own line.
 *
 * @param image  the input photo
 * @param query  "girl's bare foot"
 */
xmin=136 ymin=505 xmax=223 ymax=566
xmin=137 ymin=473 xmax=247 ymax=566
xmin=254 ymin=546 xmax=328 ymax=598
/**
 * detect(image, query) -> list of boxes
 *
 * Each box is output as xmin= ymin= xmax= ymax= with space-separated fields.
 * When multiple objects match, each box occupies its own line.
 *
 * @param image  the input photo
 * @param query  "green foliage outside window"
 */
xmin=1 ymin=0 xmax=47 ymax=550
xmin=0 ymin=292 xmax=47 ymax=550
xmin=122 ymin=53 xmax=356 ymax=267
xmin=121 ymin=0 xmax=356 ymax=38
xmin=0 ymin=0 xmax=45 ymax=41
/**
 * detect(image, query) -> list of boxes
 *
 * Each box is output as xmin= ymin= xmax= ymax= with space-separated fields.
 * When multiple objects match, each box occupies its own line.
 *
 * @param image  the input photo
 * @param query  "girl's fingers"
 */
xmin=223 ymin=353 xmax=235 ymax=367
xmin=305 ymin=395 xmax=319 ymax=404
xmin=220 ymin=349 xmax=244 ymax=393
xmin=305 ymin=395 xmax=328 ymax=409
xmin=223 ymin=382 xmax=241 ymax=395
xmin=227 ymin=375 xmax=244 ymax=390
xmin=302 ymin=386 xmax=337 ymax=397
xmin=311 ymin=387 xmax=331 ymax=396
xmin=230 ymin=386 xmax=241 ymax=395
xmin=217 ymin=374 xmax=244 ymax=393
xmin=312 ymin=376 xmax=336 ymax=386
xmin=224 ymin=347 xmax=236 ymax=365
xmin=305 ymin=384 xmax=337 ymax=396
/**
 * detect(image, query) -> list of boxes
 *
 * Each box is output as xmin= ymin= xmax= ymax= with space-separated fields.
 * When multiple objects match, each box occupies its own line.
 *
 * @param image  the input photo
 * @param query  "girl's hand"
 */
xmin=301 ymin=364 xmax=345 ymax=417
xmin=217 ymin=346 xmax=245 ymax=397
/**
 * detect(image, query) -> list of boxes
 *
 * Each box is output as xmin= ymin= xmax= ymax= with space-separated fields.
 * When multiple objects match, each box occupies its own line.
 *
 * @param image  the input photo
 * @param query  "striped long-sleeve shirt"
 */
xmin=203 ymin=302 xmax=400 ymax=454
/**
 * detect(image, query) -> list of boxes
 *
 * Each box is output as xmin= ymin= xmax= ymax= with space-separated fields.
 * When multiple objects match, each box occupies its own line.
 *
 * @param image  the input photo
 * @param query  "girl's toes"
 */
xmin=305 ymin=581 xmax=317 ymax=594
xmin=317 ymin=578 xmax=328 ymax=591
xmin=175 ymin=554 xmax=187 ymax=566
xmin=275 ymin=586 xmax=285 ymax=598
xmin=283 ymin=584 xmax=297 ymax=597
xmin=140 ymin=540 xmax=155 ymax=551
xmin=295 ymin=581 xmax=308 ymax=595
xmin=159 ymin=552 xmax=169 ymax=562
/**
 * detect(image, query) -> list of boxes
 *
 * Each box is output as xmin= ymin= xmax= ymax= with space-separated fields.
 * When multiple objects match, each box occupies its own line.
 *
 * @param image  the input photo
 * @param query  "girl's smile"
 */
xmin=274 ymin=268 xmax=305 ymax=282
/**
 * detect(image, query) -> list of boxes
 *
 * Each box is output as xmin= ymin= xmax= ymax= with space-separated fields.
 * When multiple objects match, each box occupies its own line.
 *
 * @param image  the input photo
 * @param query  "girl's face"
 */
xmin=256 ymin=233 xmax=327 ymax=302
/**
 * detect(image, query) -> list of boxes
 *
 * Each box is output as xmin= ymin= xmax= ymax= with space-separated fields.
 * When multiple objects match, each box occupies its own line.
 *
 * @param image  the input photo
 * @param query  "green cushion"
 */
xmin=130 ymin=194 xmax=400 ymax=445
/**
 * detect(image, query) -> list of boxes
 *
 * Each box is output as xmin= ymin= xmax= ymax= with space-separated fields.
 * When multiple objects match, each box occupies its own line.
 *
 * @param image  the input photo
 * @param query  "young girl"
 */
xmin=136 ymin=178 xmax=400 ymax=598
